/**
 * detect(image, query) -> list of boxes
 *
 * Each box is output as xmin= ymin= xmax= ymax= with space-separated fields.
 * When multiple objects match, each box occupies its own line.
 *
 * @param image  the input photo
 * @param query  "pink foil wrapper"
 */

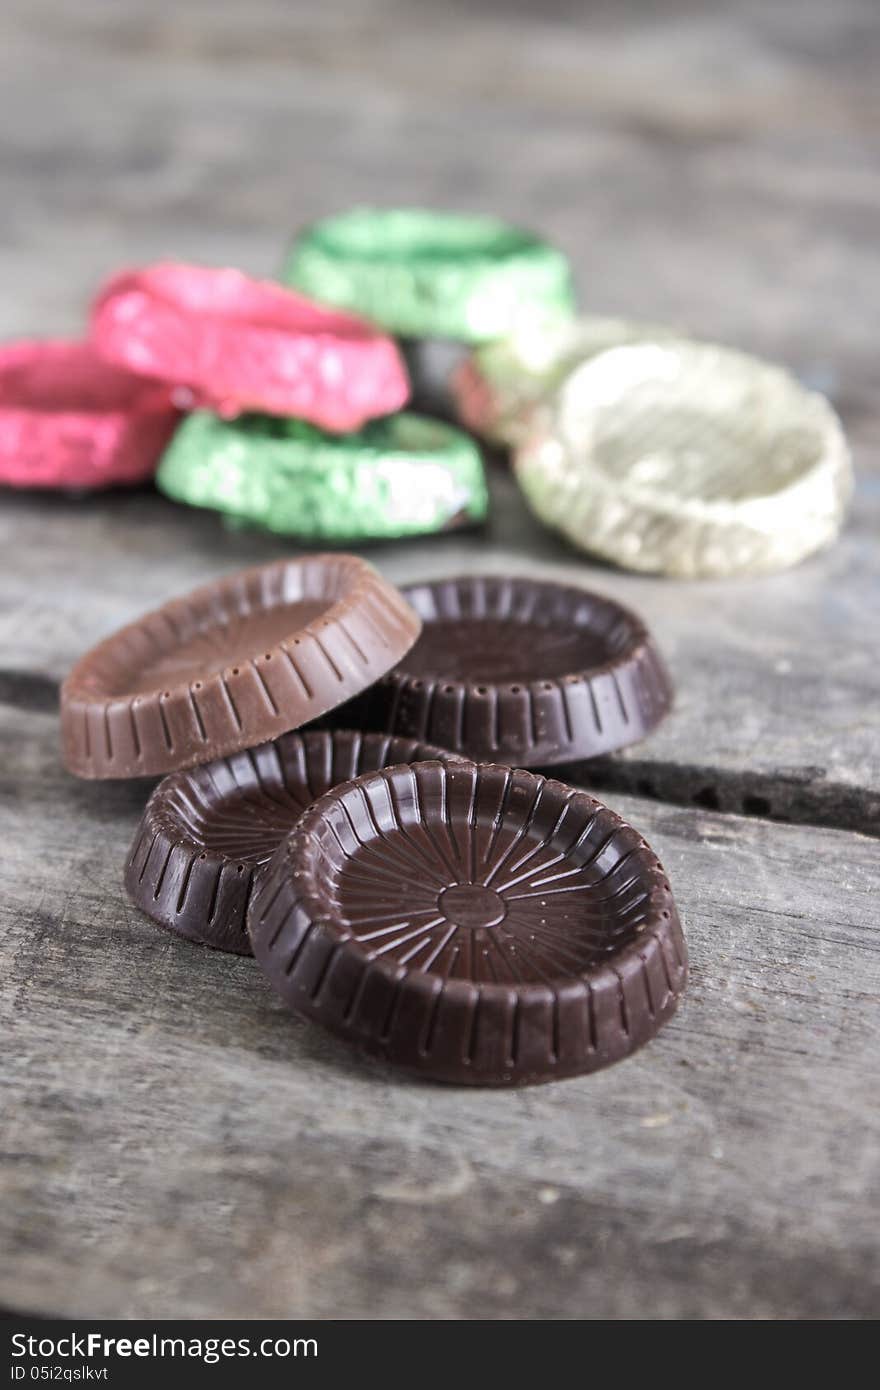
xmin=0 ymin=339 xmax=180 ymax=491
xmin=90 ymin=263 xmax=411 ymax=431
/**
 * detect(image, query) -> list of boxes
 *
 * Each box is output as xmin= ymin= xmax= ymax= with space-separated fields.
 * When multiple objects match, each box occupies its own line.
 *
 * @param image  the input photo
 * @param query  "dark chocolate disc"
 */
xmin=248 ymin=759 xmax=687 ymax=1085
xmin=124 ymin=730 xmax=449 ymax=955
xmin=337 ymin=575 xmax=672 ymax=766
xmin=61 ymin=554 xmax=420 ymax=779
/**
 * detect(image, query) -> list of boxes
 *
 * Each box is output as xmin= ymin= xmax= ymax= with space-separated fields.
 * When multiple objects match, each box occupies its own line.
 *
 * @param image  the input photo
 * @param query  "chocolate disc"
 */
xmin=248 ymin=759 xmax=687 ymax=1086
xmin=336 ymin=575 xmax=672 ymax=766
xmin=61 ymin=556 xmax=421 ymax=779
xmin=125 ymin=730 xmax=448 ymax=954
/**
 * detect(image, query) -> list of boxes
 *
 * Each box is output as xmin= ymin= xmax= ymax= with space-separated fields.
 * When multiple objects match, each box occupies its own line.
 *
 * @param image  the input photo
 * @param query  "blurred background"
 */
xmin=2 ymin=0 xmax=879 ymax=1324
xmin=1 ymin=0 xmax=877 ymax=443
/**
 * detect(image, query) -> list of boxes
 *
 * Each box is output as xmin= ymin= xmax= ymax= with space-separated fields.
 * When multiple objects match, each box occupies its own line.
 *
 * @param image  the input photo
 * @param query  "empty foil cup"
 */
xmin=514 ymin=339 xmax=852 ymax=578
xmin=453 ymin=315 xmax=678 ymax=447
xmin=283 ymin=208 xmax=576 ymax=343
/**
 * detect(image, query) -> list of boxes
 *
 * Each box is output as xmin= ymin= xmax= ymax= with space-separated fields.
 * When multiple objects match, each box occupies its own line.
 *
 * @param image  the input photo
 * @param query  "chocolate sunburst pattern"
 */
xmin=249 ymin=759 xmax=687 ymax=1086
xmin=124 ymin=730 xmax=448 ymax=955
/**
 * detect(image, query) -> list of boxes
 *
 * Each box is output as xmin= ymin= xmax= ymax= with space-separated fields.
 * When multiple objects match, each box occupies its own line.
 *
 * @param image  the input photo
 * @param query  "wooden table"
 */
xmin=1 ymin=0 xmax=877 ymax=1320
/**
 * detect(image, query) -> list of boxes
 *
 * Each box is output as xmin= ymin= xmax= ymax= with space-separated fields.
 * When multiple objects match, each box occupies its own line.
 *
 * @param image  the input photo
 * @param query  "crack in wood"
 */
xmin=2 ymin=667 xmax=876 ymax=837
xmin=557 ymin=756 xmax=880 ymax=839
xmin=0 ymin=670 xmax=59 ymax=714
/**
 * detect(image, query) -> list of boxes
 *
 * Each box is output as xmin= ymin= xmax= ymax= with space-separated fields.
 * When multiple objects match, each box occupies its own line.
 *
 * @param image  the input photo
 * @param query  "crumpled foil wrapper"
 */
xmin=283 ymin=208 xmax=576 ymax=343
xmin=157 ymin=409 xmax=489 ymax=540
xmin=514 ymin=339 xmax=852 ymax=578
xmin=90 ymin=262 xmax=409 ymax=432
xmin=453 ymin=315 xmax=679 ymax=447
xmin=0 ymin=339 xmax=179 ymax=490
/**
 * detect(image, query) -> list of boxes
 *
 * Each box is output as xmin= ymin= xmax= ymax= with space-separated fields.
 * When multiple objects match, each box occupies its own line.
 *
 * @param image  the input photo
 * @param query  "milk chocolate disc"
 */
xmin=125 ymin=730 xmax=448 ymax=954
xmin=248 ymin=760 xmax=687 ymax=1086
xmin=61 ymin=556 xmax=421 ymax=779
xmin=337 ymin=575 xmax=672 ymax=766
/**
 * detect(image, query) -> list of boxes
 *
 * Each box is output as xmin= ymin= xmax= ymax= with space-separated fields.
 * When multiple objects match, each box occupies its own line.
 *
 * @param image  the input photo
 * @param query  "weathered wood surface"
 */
xmin=1 ymin=0 xmax=879 ymax=1320
xmin=2 ymin=465 xmax=878 ymax=833
xmin=2 ymin=702 xmax=878 ymax=1320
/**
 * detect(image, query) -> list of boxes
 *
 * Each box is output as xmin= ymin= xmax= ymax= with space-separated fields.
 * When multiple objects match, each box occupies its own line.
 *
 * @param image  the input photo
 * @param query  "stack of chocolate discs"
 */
xmin=282 ymin=207 xmax=577 ymax=419
xmin=60 ymin=557 xmax=686 ymax=1087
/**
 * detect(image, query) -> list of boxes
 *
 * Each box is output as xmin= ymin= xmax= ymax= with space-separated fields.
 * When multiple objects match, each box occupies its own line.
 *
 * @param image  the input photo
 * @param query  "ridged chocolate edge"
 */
xmin=124 ymin=730 xmax=451 ymax=955
xmin=61 ymin=555 xmax=421 ymax=779
xmin=332 ymin=576 xmax=673 ymax=766
xmin=248 ymin=760 xmax=687 ymax=1086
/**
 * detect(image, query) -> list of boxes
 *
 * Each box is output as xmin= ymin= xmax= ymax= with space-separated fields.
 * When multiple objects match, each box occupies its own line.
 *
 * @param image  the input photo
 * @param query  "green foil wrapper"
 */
xmin=453 ymin=316 xmax=679 ymax=447
xmin=156 ymin=409 xmax=489 ymax=540
xmin=282 ymin=208 xmax=576 ymax=343
xmin=514 ymin=339 xmax=852 ymax=579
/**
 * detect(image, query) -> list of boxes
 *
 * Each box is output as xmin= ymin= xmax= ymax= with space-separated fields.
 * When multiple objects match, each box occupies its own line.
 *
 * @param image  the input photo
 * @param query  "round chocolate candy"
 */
xmin=515 ymin=339 xmax=853 ymax=578
xmin=125 ymin=729 xmax=448 ymax=954
xmin=61 ymin=555 xmax=421 ymax=779
xmin=156 ymin=409 xmax=488 ymax=541
xmin=282 ymin=208 xmax=576 ymax=343
xmin=0 ymin=339 xmax=179 ymax=490
xmin=90 ymin=262 xmax=409 ymax=432
xmin=248 ymin=759 xmax=687 ymax=1086
xmin=334 ymin=575 xmax=672 ymax=767
xmin=452 ymin=315 xmax=678 ymax=447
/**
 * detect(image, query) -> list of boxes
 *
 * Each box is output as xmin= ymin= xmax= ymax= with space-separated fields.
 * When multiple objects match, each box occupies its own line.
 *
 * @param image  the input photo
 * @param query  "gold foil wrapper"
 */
xmin=453 ymin=315 xmax=678 ymax=446
xmin=514 ymin=340 xmax=852 ymax=578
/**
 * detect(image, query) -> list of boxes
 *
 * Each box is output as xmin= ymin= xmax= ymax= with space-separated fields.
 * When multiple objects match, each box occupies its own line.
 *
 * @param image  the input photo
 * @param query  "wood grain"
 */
xmin=1 ymin=0 xmax=878 ymax=1320
xmin=1 ymin=701 xmax=878 ymax=1319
